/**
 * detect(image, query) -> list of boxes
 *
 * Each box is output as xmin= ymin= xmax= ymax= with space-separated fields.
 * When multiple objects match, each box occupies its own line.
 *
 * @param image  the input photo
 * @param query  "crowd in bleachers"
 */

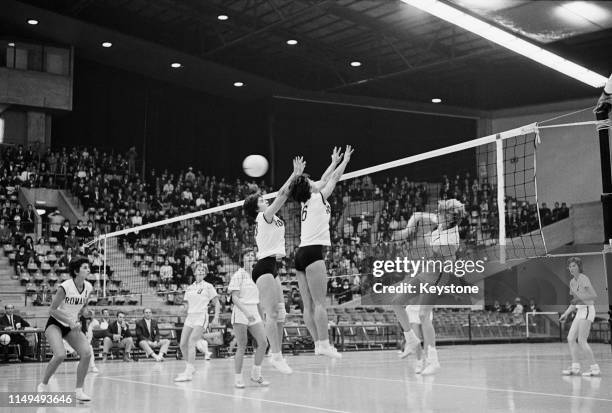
xmin=0 ymin=144 xmax=574 ymax=309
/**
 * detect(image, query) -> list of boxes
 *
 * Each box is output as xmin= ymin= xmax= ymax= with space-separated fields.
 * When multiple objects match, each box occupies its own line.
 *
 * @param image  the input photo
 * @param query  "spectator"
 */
xmin=127 ymin=147 xmax=138 ymax=176
xmin=0 ymin=305 xmax=30 ymax=361
xmin=512 ymin=297 xmax=524 ymax=316
xmin=552 ymin=202 xmax=561 ymax=222
xmin=34 ymin=238 xmax=47 ymax=256
xmin=48 ymin=210 xmax=64 ymax=240
xmin=159 ymin=259 xmax=173 ymax=287
xmin=135 ymin=308 xmax=170 ymax=362
xmin=539 ymin=203 xmax=552 ymax=226
xmin=0 ymin=219 xmax=11 ymax=243
xmin=559 ymin=202 xmax=570 ymax=220
xmin=22 ymin=204 xmax=36 ymax=233
xmin=65 ymin=229 xmax=79 ymax=250
xmin=58 ymin=220 xmax=71 ymax=245
xmin=527 ymin=298 xmax=540 ymax=313
xmin=102 ymin=311 xmax=134 ymax=362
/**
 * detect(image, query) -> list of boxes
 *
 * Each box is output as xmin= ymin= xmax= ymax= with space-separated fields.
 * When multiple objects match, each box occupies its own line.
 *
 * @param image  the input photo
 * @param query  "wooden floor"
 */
xmin=1 ymin=343 xmax=611 ymax=413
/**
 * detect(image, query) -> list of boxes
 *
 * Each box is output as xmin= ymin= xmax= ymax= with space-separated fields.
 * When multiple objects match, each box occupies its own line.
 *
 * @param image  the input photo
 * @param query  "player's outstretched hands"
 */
xmin=331 ymin=146 xmax=342 ymax=164
xmin=342 ymin=145 xmax=354 ymax=163
xmin=293 ymin=156 xmax=305 ymax=176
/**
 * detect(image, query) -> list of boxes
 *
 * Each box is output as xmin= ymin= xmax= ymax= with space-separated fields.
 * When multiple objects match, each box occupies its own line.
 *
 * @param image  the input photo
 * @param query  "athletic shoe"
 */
xmin=250 ymin=375 xmax=270 ymax=386
xmin=399 ymin=337 xmax=420 ymax=359
xmin=414 ymin=359 xmax=424 ymax=374
xmin=75 ymin=389 xmax=91 ymax=401
xmin=174 ymin=372 xmax=193 ymax=382
xmin=204 ymin=352 xmax=212 ymax=361
xmin=562 ymin=366 xmax=581 ymax=376
xmin=235 ymin=377 xmax=245 ymax=389
xmin=270 ymin=356 xmax=293 ymax=374
xmin=421 ymin=359 xmax=440 ymax=375
xmin=89 ymin=366 xmax=99 ymax=373
xmin=582 ymin=367 xmax=601 ymax=377
xmin=37 ymin=383 xmax=48 ymax=393
xmin=318 ymin=346 xmax=342 ymax=359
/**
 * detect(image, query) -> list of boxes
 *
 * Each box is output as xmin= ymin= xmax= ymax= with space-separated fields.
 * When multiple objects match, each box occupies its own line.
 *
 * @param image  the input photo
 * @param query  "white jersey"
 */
xmin=570 ymin=274 xmax=596 ymax=306
xmin=300 ymin=192 xmax=331 ymax=247
xmin=184 ymin=280 xmax=218 ymax=314
xmin=255 ymin=212 xmax=286 ymax=259
xmin=56 ymin=279 xmax=92 ymax=327
xmin=228 ymin=268 xmax=259 ymax=304
xmin=429 ymin=225 xmax=460 ymax=247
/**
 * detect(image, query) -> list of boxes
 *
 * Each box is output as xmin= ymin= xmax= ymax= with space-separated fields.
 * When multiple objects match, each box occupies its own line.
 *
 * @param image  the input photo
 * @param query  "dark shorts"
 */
xmin=252 ymin=257 xmax=278 ymax=282
xmin=45 ymin=316 xmax=72 ymax=337
xmin=295 ymin=245 xmax=324 ymax=272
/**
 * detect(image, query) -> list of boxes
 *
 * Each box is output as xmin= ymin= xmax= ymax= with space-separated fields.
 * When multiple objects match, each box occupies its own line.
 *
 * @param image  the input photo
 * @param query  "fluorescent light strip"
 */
xmin=400 ymin=0 xmax=607 ymax=87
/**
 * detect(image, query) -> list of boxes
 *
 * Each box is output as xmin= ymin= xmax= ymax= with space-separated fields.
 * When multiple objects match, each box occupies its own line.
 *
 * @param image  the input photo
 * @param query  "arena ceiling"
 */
xmin=3 ymin=0 xmax=612 ymax=110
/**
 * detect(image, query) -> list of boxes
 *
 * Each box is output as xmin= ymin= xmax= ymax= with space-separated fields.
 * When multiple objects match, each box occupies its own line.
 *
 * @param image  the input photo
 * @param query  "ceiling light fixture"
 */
xmin=217 ymin=15 xmax=229 ymax=21
xmin=8 ymin=42 xmax=15 ymax=47
xmin=27 ymin=19 xmax=39 ymax=25
xmin=350 ymin=61 xmax=362 ymax=67
xmin=233 ymin=81 xmax=244 ymax=87
xmin=171 ymin=62 xmax=182 ymax=68
xmin=102 ymin=42 xmax=113 ymax=48
xmin=400 ymin=0 xmax=607 ymax=87
xmin=431 ymin=98 xmax=442 ymax=103
xmin=286 ymin=39 xmax=298 ymax=45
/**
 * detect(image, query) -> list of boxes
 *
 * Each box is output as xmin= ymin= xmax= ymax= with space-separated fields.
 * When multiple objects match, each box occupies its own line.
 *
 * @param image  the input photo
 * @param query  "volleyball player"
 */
xmin=37 ymin=257 xmax=93 ymax=401
xmin=175 ymin=263 xmax=221 ymax=382
xmin=290 ymin=146 xmax=353 ymax=358
xmin=229 ymin=250 xmax=269 ymax=388
xmin=392 ymin=198 xmax=465 ymax=375
xmin=559 ymin=257 xmax=601 ymax=377
xmin=243 ymin=156 xmax=305 ymax=374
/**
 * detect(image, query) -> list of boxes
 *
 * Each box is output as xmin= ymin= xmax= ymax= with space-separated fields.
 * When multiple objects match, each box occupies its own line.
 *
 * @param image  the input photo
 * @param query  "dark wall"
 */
xmin=271 ymin=99 xmax=478 ymax=184
xmin=52 ymin=58 xmax=477 ymax=184
xmin=52 ymin=58 xmax=269 ymax=179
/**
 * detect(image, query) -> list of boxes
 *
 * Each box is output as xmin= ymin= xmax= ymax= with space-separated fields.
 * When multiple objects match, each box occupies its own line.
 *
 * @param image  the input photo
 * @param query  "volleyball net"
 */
xmin=83 ymin=115 xmax=607 ymax=310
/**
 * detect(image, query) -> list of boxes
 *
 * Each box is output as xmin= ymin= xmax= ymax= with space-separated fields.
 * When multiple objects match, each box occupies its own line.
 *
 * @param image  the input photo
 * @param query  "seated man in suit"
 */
xmin=102 ymin=311 xmax=134 ymax=362
xmin=0 ymin=305 xmax=31 ymax=361
xmin=136 ymin=308 xmax=170 ymax=362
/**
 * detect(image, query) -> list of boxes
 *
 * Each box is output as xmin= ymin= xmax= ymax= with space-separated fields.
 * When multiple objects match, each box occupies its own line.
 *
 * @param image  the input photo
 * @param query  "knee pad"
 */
xmin=276 ymin=303 xmax=287 ymax=322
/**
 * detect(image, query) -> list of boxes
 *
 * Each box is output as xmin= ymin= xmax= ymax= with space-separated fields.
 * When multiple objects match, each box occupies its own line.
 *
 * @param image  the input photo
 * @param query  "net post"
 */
xmin=496 ymin=134 xmax=506 ymax=263
xmin=103 ymin=237 xmax=107 ymax=299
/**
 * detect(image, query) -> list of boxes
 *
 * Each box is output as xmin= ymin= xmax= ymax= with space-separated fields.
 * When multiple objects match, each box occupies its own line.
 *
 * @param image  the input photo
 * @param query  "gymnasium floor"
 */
xmin=1 ymin=343 xmax=611 ymax=413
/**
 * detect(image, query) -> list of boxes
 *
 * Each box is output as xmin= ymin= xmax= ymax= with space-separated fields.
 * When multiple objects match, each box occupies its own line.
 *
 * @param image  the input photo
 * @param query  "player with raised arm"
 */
xmin=392 ymin=198 xmax=465 ymax=375
xmin=243 ymin=156 xmax=305 ymax=374
xmin=559 ymin=257 xmax=600 ymax=377
xmin=37 ymin=257 xmax=93 ymax=401
xmin=290 ymin=146 xmax=353 ymax=358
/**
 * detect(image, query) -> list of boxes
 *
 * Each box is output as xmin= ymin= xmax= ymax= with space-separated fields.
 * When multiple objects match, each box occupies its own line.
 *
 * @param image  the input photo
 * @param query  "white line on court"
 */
xmin=100 ymin=376 xmax=352 ymax=413
xmin=290 ymin=370 xmax=612 ymax=403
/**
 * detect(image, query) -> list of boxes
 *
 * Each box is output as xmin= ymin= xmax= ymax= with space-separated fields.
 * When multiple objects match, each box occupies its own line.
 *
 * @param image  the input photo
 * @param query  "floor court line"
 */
xmin=99 ymin=375 xmax=352 ymax=413
xmin=290 ymin=370 xmax=612 ymax=403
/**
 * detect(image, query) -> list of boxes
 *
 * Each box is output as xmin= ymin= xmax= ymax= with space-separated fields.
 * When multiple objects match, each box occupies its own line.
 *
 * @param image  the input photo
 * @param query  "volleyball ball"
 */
xmin=0 ymin=334 xmax=10 ymax=345
xmin=242 ymin=155 xmax=269 ymax=177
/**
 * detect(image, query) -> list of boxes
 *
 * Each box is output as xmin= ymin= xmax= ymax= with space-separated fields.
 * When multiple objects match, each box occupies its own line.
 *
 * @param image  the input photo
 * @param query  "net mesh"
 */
xmin=88 ymin=124 xmax=549 ymax=308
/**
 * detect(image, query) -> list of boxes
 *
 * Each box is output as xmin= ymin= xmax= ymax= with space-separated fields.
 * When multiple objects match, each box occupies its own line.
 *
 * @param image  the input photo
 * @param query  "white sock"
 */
xmin=271 ymin=352 xmax=282 ymax=360
xmin=76 ymin=387 xmax=83 ymax=393
xmin=252 ymin=365 xmax=261 ymax=377
xmin=572 ymin=362 xmax=580 ymax=369
xmin=427 ymin=346 xmax=438 ymax=362
xmin=235 ymin=373 xmax=243 ymax=382
xmin=319 ymin=340 xmax=330 ymax=349
xmin=591 ymin=364 xmax=600 ymax=370
xmin=404 ymin=330 xmax=419 ymax=345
